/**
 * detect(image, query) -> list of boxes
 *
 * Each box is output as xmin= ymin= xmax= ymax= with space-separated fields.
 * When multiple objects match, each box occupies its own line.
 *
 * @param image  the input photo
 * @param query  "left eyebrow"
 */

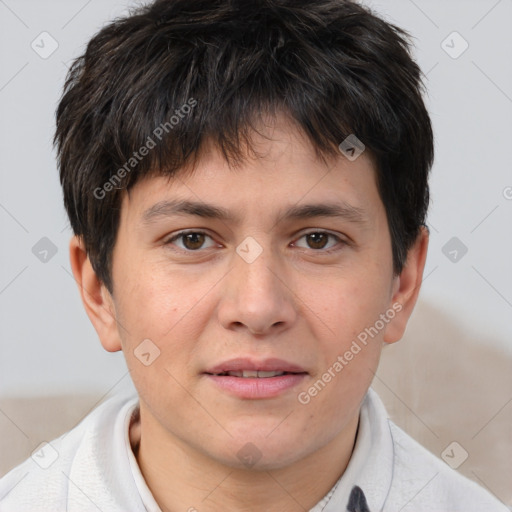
xmin=140 ymin=199 xmax=369 ymax=226
xmin=281 ymin=202 xmax=369 ymax=225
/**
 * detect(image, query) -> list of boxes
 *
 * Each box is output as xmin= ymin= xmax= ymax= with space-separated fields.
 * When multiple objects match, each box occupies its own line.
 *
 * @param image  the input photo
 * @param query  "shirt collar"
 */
xmin=311 ymin=388 xmax=394 ymax=512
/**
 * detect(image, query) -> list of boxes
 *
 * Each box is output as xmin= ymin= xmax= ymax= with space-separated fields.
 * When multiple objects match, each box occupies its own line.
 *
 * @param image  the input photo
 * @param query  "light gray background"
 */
xmin=0 ymin=0 xmax=511 ymax=504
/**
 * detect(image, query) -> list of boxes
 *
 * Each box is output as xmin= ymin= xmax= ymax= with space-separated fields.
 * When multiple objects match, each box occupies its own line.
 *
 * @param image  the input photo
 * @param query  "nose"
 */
xmin=217 ymin=242 xmax=297 ymax=336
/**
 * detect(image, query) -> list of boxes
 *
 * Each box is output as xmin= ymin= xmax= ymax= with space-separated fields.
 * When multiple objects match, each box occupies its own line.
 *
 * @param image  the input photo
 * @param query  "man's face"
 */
xmin=109 ymin=116 xmax=400 ymax=469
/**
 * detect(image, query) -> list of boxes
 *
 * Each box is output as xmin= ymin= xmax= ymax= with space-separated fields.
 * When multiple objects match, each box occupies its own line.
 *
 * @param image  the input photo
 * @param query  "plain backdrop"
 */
xmin=0 ymin=0 xmax=511 ymax=506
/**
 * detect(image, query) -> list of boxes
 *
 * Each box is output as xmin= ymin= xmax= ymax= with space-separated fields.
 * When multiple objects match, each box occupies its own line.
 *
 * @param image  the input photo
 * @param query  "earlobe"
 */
xmin=68 ymin=236 xmax=122 ymax=352
xmin=383 ymin=226 xmax=429 ymax=344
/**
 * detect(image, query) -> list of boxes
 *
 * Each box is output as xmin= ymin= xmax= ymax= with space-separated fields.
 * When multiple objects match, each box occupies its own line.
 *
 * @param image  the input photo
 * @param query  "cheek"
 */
xmin=314 ymin=271 xmax=391 ymax=340
xmin=113 ymin=268 xmax=205 ymax=412
xmin=302 ymin=266 xmax=391 ymax=395
xmin=113 ymin=262 xmax=221 ymax=393
xmin=115 ymin=261 xmax=201 ymax=338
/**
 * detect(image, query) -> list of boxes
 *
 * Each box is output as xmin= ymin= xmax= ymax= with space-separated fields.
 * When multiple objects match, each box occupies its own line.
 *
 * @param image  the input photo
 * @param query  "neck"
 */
xmin=131 ymin=407 xmax=360 ymax=512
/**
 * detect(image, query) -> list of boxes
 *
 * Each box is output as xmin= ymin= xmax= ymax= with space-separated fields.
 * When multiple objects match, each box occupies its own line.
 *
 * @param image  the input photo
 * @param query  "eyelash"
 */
xmin=163 ymin=230 xmax=347 ymax=254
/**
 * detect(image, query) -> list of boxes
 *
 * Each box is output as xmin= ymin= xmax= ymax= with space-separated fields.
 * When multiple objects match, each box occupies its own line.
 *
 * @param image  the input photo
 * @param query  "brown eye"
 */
xmin=293 ymin=231 xmax=344 ymax=253
xmin=165 ymin=231 xmax=216 ymax=251
xmin=181 ymin=232 xmax=206 ymax=250
xmin=306 ymin=233 xmax=329 ymax=249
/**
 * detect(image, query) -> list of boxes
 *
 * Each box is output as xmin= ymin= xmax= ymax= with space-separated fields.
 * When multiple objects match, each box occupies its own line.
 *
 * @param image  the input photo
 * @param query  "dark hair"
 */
xmin=55 ymin=0 xmax=434 ymax=294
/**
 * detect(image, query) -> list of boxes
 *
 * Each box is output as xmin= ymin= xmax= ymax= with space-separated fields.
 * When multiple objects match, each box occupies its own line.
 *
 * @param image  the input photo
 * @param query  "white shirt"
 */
xmin=0 ymin=388 xmax=508 ymax=511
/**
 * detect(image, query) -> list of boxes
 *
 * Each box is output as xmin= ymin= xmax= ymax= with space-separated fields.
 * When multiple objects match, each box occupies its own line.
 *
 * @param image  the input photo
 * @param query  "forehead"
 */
xmin=121 ymin=116 xmax=383 ymax=228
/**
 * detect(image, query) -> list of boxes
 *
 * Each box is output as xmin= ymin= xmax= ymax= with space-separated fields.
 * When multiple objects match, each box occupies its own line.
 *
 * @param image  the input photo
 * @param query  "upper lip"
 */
xmin=204 ymin=358 xmax=307 ymax=374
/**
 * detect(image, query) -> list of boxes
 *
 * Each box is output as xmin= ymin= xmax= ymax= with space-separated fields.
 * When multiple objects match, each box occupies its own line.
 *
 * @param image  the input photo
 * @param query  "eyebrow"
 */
xmin=141 ymin=199 xmax=369 ymax=226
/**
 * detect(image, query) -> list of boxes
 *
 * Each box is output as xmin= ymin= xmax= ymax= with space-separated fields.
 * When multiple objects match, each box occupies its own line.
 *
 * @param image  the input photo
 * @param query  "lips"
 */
xmin=203 ymin=358 xmax=308 ymax=398
xmin=204 ymin=357 xmax=308 ymax=376
xmin=213 ymin=370 xmax=289 ymax=378
xmin=205 ymin=365 xmax=307 ymax=400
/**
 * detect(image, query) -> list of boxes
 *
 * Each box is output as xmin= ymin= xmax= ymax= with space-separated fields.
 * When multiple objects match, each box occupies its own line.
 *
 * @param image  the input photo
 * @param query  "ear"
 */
xmin=383 ymin=226 xmax=429 ymax=344
xmin=68 ymin=236 xmax=122 ymax=352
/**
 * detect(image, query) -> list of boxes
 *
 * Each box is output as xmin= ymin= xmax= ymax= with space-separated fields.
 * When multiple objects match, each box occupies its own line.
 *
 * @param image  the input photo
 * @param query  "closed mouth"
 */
xmin=207 ymin=370 xmax=304 ymax=378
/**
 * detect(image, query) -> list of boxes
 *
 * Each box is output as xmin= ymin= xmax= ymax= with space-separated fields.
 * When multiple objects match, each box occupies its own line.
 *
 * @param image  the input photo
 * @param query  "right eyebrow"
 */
xmin=140 ymin=198 xmax=369 ymax=226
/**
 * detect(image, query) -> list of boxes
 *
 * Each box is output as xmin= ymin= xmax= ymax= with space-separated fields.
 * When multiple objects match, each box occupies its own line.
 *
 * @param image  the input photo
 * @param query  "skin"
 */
xmin=70 ymin=115 xmax=428 ymax=512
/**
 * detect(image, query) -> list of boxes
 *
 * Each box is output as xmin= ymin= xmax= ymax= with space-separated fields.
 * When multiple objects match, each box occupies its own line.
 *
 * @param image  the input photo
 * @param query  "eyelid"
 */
xmin=164 ymin=229 xmax=348 ymax=254
xmin=164 ymin=229 xmax=218 ymax=249
xmin=292 ymin=229 xmax=348 ymax=252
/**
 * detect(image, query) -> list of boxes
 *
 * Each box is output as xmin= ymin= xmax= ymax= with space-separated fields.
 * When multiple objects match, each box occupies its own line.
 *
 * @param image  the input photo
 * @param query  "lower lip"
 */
xmin=204 ymin=373 xmax=307 ymax=399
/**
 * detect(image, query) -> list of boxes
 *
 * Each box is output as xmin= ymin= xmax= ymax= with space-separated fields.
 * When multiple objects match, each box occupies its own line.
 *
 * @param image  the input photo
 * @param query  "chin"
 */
xmin=207 ymin=432 xmax=311 ymax=471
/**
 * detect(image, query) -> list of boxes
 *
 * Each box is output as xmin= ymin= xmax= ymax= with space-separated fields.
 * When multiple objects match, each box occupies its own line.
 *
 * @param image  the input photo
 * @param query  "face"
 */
xmin=106 ymin=116 xmax=403 ymax=470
